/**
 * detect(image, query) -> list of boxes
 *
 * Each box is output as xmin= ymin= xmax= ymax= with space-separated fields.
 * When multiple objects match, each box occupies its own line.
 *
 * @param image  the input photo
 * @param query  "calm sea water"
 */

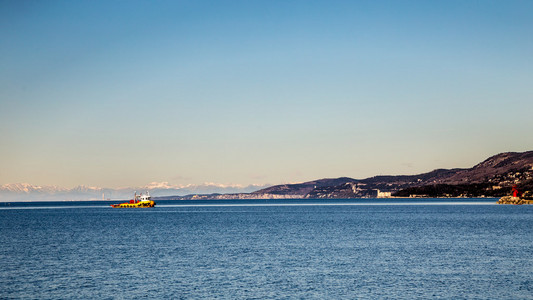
xmin=1 ymin=199 xmax=532 ymax=299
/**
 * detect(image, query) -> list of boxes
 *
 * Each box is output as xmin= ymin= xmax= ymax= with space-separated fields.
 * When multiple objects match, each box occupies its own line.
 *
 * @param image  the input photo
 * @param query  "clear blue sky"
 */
xmin=1 ymin=0 xmax=532 ymax=188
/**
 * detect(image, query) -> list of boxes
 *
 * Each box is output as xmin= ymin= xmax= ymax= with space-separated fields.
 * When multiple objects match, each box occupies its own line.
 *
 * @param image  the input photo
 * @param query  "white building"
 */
xmin=376 ymin=189 xmax=392 ymax=198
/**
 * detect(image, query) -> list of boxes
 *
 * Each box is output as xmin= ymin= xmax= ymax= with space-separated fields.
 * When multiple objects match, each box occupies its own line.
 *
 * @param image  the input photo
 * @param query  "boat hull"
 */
xmin=111 ymin=200 xmax=156 ymax=208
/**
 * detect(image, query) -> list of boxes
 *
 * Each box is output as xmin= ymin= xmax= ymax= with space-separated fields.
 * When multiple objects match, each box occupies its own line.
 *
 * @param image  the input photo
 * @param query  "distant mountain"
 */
xmin=165 ymin=151 xmax=533 ymax=200
xmin=0 ymin=184 xmax=104 ymax=201
xmin=0 ymin=183 xmax=68 ymax=194
xmin=0 ymin=182 xmax=270 ymax=201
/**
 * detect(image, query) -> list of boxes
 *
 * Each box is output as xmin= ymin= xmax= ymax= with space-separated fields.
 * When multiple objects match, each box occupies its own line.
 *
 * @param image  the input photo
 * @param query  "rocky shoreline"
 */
xmin=497 ymin=196 xmax=533 ymax=205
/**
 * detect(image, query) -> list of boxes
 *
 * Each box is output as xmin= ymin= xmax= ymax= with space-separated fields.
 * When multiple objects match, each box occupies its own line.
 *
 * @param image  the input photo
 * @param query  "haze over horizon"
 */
xmin=2 ymin=1 xmax=533 ymax=189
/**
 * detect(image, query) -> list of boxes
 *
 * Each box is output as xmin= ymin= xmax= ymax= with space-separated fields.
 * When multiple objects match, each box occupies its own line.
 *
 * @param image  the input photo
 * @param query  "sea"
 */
xmin=1 ymin=198 xmax=532 ymax=299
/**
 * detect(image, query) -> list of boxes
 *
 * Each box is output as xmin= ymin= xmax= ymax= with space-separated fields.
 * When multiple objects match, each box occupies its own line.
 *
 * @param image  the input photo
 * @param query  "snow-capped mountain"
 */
xmin=0 ymin=182 xmax=270 ymax=201
xmin=1 ymin=183 xmax=68 ymax=194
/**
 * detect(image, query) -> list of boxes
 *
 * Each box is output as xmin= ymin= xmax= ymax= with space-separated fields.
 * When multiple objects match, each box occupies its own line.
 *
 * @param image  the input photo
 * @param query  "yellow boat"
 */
xmin=111 ymin=192 xmax=156 ymax=208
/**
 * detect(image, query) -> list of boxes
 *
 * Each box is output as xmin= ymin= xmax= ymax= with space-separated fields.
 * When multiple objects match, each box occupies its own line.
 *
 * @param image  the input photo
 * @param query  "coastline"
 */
xmin=0 ymin=198 xmax=500 ymax=209
xmin=497 ymin=196 xmax=533 ymax=205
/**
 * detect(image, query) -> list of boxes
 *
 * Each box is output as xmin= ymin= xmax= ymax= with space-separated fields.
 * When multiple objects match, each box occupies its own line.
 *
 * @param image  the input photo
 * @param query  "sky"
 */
xmin=1 ymin=0 xmax=533 ymax=189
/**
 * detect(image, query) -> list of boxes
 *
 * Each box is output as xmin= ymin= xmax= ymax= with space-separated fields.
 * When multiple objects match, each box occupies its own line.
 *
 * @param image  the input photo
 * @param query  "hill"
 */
xmin=165 ymin=151 xmax=533 ymax=200
xmin=393 ymin=151 xmax=533 ymax=198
